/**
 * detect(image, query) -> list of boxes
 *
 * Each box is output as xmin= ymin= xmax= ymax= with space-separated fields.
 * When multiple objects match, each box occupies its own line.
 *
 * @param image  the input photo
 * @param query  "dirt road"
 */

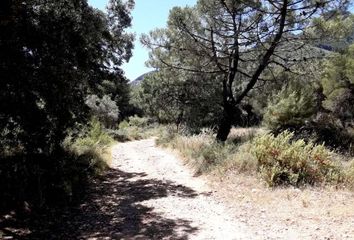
xmin=109 ymin=138 xmax=252 ymax=239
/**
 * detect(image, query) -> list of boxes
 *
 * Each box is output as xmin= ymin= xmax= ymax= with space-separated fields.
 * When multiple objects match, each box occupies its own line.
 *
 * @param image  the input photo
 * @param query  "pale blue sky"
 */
xmin=88 ymin=0 xmax=196 ymax=81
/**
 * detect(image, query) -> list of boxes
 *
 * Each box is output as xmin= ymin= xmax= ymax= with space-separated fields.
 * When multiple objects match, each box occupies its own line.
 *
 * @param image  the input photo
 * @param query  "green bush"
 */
xmin=115 ymin=116 xmax=164 ymax=141
xmin=263 ymin=83 xmax=316 ymax=129
xmin=118 ymin=120 xmax=130 ymax=129
xmin=251 ymin=131 xmax=342 ymax=187
xmin=127 ymin=115 xmax=150 ymax=128
xmin=0 ymin=119 xmax=113 ymax=212
xmin=72 ymin=118 xmax=114 ymax=153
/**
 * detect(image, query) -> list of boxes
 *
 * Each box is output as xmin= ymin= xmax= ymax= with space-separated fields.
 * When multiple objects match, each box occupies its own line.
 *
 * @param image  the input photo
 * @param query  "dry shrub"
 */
xmin=251 ymin=131 xmax=343 ymax=187
xmin=160 ymin=129 xmax=258 ymax=175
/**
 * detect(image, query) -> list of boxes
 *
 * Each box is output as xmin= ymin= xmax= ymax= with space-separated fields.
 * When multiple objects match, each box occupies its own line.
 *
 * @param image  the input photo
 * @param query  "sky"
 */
xmin=88 ymin=0 xmax=196 ymax=81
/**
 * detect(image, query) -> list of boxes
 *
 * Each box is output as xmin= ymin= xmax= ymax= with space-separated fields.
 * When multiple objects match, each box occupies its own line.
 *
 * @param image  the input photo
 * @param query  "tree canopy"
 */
xmin=0 ymin=0 xmax=134 ymax=155
xmin=142 ymin=0 xmax=349 ymax=140
xmin=0 ymin=0 xmax=134 ymax=212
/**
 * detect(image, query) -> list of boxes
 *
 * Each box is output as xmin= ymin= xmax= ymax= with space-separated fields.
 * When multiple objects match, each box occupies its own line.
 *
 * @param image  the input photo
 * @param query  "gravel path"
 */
xmin=110 ymin=138 xmax=252 ymax=239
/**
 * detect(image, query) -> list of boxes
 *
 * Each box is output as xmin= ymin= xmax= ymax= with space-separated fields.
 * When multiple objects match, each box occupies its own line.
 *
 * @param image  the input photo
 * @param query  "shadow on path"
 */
xmin=2 ymin=167 xmax=199 ymax=239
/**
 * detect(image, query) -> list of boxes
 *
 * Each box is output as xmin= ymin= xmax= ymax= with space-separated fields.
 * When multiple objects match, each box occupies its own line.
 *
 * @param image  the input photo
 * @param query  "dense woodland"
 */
xmin=0 ymin=0 xmax=135 ymax=213
xmin=1 ymin=0 xmax=354 ymax=232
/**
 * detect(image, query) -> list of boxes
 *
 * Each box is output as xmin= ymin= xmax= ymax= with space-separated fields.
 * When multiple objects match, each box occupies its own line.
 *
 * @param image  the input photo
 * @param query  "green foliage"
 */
xmin=309 ymin=14 xmax=354 ymax=51
xmin=263 ymin=83 xmax=316 ymax=129
xmin=142 ymin=0 xmax=346 ymax=141
xmin=158 ymin=127 xmax=351 ymax=188
xmin=133 ymin=69 xmax=223 ymax=131
xmin=111 ymin=116 xmax=163 ymax=141
xmin=85 ymin=94 xmax=120 ymax=128
xmin=317 ymin=43 xmax=354 ymax=154
xmin=127 ymin=115 xmax=150 ymax=128
xmin=0 ymin=0 xmax=133 ymax=155
xmin=71 ymin=118 xmax=114 ymax=153
xmin=251 ymin=131 xmax=342 ymax=187
xmin=118 ymin=120 xmax=130 ymax=129
xmin=0 ymin=0 xmax=132 ymax=211
xmin=321 ymin=44 xmax=354 ymax=123
xmin=0 ymin=129 xmax=112 ymax=212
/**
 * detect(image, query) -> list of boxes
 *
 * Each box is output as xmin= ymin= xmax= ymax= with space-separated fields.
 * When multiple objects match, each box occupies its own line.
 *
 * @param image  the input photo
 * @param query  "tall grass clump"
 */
xmin=112 ymin=115 xmax=166 ymax=141
xmin=158 ymin=128 xmax=259 ymax=175
xmin=72 ymin=118 xmax=114 ymax=152
xmin=68 ymin=118 xmax=114 ymax=173
xmin=168 ymin=132 xmax=227 ymax=174
xmin=344 ymin=159 xmax=354 ymax=189
xmin=251 ymin=131 xmax=343 ymax=187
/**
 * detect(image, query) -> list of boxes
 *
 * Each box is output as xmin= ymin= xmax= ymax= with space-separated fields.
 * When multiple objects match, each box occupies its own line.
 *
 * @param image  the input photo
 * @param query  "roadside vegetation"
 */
xmin=155 ymin=126 xmax=353 ymax=188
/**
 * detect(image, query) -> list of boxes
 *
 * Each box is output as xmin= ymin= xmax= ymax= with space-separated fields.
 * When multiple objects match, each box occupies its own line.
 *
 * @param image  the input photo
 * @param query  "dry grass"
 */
xmin=159 ymin=127 xmax=262 ymax=176
xmin=96 ymin=145 xmax=114 ymax=167
xmin=160 ymin=126 xmax=354 ymax=187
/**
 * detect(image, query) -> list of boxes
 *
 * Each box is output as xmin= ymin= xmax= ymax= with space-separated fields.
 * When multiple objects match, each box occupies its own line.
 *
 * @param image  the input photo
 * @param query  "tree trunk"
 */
xmin=216 ymin=112 xmax=232 ymax=141
xmin=216 ymin=102 xmax=244 ymax=141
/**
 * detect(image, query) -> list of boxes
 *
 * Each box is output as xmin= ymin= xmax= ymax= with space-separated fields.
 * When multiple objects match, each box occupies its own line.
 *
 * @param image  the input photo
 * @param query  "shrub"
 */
xmin=115 ymin=116 xmax=165 ymax=141
xmin=127 ymin=115 xmax=150 ymax=128
xmin=220 ymin=143 xmax=258 ymax=174
xmin=72 ymin=118 xmax=114 ymax=153
xmin=166 ymin=132 xmax=225 ymax=174
xmin=85 ymin=94 xmax=120 ymax=128
xmin=0 ymin=132 xmax=112 ymax=212
xmin=251 ymin=131 xmax=342 ymax=187
xmin=118 ymin=120 xmax=130 ymax=129
xmin=158 ymin=128 xmax=259 ymax=175
xmin=263 ymin=83 xmax=316 ymax=130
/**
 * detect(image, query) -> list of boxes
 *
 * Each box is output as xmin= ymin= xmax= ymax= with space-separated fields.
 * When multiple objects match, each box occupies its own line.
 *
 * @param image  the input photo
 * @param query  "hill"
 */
xmin=130 ymin=71 xmax=156 ymax=86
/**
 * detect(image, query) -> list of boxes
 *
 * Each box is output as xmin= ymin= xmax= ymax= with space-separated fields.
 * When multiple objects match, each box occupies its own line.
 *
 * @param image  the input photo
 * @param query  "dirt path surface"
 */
xmin=108 ymin=138 xmax=251 ymax=239
xmin=15 ymin=138 xmax=251 ymax=239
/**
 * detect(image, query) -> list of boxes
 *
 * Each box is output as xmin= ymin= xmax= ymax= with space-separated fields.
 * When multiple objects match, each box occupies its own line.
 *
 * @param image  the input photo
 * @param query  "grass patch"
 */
xmin=344 ymin=158 xmax=354 ymax=189
xmin=67 ymin=118 xmax=116 ymax=174
xmin=158 ymin=127 xmax=259 ymax=175
xmin=111 ymin=116 xmax=168 ymax=141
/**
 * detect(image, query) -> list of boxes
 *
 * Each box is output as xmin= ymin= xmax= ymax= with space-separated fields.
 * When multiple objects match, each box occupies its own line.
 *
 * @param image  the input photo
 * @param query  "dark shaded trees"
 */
xmin=322 ymin=43 xmax=354 ymax=127
xmin=133 ymin=69 xmax=223 ymax=130
xmin=0 ymin=0 xmax=134 ymax=210
xmin=0 ymin=0 xmax=134 ymax=155
xmin=142 ymin=0 xmax=349 ymax=141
